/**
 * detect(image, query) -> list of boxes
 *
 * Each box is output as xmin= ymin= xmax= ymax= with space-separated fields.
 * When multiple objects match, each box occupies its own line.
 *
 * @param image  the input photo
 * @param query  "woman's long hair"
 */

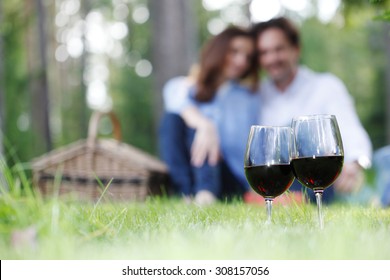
xmin=195 ymin=26 xmax=258 ymax=102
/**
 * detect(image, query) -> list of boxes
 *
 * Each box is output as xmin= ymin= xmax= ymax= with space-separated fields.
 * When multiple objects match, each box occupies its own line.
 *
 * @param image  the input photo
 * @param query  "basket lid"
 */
xmin=31 ymin=111 xmax=168 ymax=174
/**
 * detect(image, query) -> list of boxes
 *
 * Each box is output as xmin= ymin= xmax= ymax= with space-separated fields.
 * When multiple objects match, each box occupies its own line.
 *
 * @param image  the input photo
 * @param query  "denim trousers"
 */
xmin=159 ymin=113 xmax=244 ymax=198
xmin=373 ymin=146 xmax=390 ymax=207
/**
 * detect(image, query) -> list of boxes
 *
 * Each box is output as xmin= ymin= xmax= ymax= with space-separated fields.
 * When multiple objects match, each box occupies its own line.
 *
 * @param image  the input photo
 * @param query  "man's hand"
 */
xmin=334 ymin=161 xmax=365 ymax=193
xmin=191 ymin=120 xmax=220 ymax=167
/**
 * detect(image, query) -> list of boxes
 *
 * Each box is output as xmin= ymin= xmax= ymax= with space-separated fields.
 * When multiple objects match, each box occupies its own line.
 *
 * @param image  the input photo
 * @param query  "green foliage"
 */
xmin=2 ymin=1 xmax=34 ymax=164
xmin=377 ymin=11 xmax=390 ymax=21
xmin=344 ymin=0 xmax=390 ymax=21
xmin=374 ymin=9 xmax=390 ymax=20
xmin=112 ymin=71 xmax=156 ymax=153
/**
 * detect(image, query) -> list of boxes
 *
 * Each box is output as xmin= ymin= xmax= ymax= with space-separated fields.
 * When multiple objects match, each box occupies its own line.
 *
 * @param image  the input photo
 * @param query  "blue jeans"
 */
xmin=373 ymin=146 xmax=390 ymax=207
xmin=159 ymin=113 xmax=244 ymax=198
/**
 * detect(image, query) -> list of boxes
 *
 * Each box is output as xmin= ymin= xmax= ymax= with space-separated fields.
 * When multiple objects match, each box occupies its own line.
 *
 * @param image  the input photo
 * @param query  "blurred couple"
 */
xmin=159 ymin=17 xmax=372 ymax=206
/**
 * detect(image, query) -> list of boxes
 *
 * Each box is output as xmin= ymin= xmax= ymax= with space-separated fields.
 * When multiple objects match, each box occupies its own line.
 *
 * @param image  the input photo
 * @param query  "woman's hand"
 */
xmin=191 ymin=119 xmax=220 ymax=167
xmin=181 ymin=106 xmax=221 ymax=167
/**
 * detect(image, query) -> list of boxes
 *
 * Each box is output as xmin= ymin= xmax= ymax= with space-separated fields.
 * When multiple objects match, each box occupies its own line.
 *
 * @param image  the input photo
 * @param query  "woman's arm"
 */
xmin=163 ymin=76 xmax=221 ymax=167
xmin=181 ymin=106 xmax=220 ymax=167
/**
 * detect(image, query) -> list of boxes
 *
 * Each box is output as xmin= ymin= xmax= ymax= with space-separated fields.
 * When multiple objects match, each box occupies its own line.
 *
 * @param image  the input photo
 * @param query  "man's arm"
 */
xmin=321 ymin=74 xmax=372 ymax=193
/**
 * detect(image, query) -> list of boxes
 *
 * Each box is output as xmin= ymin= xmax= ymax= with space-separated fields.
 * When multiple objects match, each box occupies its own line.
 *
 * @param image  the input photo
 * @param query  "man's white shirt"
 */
xmin=259 ymin=66 xmax=372 ymax=165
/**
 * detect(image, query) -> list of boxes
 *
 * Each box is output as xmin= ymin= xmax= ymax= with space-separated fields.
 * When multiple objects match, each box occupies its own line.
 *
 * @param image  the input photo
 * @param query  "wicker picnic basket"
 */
xmin=31 ymin=111 xmax=168 ymax=201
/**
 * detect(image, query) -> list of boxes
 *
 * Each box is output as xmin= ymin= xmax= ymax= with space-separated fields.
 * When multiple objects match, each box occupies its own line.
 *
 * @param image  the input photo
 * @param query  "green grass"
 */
xmin=1 ymin=183 xmax=390 ymax=260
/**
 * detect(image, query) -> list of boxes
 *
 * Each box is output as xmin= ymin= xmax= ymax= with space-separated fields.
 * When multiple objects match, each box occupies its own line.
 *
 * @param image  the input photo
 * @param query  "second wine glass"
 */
xmin=291 ymin=114 xmax=344 ymax=229
xmin=244 ymin=126 xmax=295 ymax=224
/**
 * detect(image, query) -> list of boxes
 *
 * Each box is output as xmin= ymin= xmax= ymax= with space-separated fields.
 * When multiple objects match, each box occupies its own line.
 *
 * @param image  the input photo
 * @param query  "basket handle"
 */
xmin=87 ymin=111 xmax=122 ymax=145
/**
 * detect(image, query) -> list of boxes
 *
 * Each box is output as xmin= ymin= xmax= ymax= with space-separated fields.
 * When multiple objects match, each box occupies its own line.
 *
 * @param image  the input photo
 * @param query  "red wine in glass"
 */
xmin=291 ymin=155 xmax=344 ymax=192
xmin=245 ymin=164 xmax=294 ymax=198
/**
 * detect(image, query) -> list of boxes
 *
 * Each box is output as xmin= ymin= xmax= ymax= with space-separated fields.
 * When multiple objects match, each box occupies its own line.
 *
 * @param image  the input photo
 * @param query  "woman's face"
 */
xmin=223 ymin=36 xmax=255 ymax=80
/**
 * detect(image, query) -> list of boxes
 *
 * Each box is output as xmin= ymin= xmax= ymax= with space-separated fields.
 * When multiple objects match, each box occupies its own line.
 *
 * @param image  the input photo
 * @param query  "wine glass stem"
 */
xmin=315 ymin=191 xmax=324 ymax=230
xmin=265 ymin=198 xmax=273 ymax=224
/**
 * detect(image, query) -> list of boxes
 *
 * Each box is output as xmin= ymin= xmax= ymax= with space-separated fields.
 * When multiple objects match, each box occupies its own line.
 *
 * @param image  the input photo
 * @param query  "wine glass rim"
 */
xmin=251 ymin=125 xmax=291 ymax=129
xmin=292 ymin=114 xmax=336 ymax=122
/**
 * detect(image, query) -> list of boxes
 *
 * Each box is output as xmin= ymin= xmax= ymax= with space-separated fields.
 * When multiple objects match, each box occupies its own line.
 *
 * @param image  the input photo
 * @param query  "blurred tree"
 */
xmin=385 ymin=22 xmax=390 ymax=145
xmin=149 ymin=0 xmax=198 ymax=123
xmin=2 ymin=0 xmax=32 ymax=164
xmin=26 ymin=0 xmax=51 ymax=154
xmin=78 ymin=0 xmax=91 ymax=138
xmin=0 ymin=0 xmax=4 ymax=154
xmin=111 ymin=0 xmax=157 ymax=153
xmin=367 ymin=0 xmax=390 ymax=145
xmin=342 ymin=0 xmax=390 ymax=146
xmin=54 ymin=1 xmax=89 ymax=147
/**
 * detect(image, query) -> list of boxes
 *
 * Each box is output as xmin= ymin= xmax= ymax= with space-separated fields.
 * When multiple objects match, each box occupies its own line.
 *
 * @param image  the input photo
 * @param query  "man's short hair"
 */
xmin=251 ymin=17 xmax=300 ymax=48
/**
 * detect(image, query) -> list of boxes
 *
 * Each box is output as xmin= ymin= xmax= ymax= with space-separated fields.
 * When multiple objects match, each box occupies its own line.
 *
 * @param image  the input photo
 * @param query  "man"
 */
xmin=252 ymin=17 xmax=372 ymax=202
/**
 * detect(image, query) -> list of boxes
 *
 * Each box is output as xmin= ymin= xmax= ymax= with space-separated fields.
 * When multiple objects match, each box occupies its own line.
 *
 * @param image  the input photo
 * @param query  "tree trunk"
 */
xmin=149 ymin=0 xmax=198 ymax=123
xmin=27 ymin=0 xmax=51 ymax=154
xmin=385 ymin=22 xmax=390 ymax=145
xmin=78 ymin=0 xmax=90 ymax=138
xmin=0 ymin=1 xmax=5 ymax=155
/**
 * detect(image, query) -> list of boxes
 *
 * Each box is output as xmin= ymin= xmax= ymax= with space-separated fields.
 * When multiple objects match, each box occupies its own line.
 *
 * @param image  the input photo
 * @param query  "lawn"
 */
xmin=1 ymin=185 xmax=390 ymax=260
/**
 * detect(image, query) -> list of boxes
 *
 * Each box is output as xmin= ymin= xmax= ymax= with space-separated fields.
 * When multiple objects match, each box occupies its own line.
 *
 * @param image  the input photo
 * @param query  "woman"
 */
xmin=160 ymin=26 xmax=259 ymax=205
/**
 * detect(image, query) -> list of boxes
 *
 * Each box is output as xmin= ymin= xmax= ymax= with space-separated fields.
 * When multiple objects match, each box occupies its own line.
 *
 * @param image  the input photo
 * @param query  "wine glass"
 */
xmin=244 ymin=126 xmax=295 ymax=224
xmin=290 ymin=115 xmax=344 ymax=229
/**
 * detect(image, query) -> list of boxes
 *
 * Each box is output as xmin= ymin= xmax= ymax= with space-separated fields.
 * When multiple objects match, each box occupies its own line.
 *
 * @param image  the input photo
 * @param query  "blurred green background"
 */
xmin=1 ymin=0 xmax=390 ymax=166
